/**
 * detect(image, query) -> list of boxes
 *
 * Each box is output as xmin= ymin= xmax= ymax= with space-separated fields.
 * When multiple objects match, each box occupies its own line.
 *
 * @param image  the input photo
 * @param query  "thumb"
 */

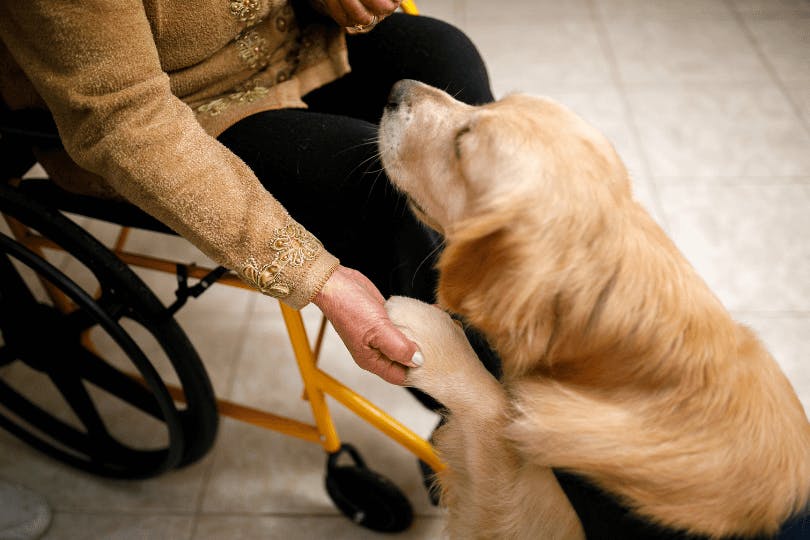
xmin=369 ymin=320 xmax=423 ymax=368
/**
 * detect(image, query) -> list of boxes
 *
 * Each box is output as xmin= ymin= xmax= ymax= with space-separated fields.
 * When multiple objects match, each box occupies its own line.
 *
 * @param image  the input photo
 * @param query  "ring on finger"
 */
xmin=346 ymin=13 xmax=379 ymax=34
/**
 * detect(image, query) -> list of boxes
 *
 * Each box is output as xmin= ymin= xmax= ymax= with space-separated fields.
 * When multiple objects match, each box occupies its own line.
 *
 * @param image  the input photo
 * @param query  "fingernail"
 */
xmin=411 ymin=351 xmax=424 ymax=367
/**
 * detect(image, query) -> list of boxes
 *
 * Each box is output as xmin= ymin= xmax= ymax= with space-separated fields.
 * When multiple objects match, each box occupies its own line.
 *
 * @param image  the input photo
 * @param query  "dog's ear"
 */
xmin=437 ymin=220 xmax=509 ymax=318
xmin=437 ymin=215 xmax=564 ymax=378
xmin=455 ymin=111 xmax=534 ymax=203
xmin=437 ymin=210 xmax=524 ymax=341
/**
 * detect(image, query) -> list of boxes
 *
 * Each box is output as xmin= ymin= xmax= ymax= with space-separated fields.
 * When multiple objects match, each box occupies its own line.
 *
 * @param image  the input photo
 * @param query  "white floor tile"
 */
xmin=464 ymin=0 xmax=592 ymax=23
xmin=729 ymin=0 xmax=810 ymax=19
xmin=414 ymin=0 xmax=461 ymax=28
xmin=465 ymin=19 xmax=612 ymax=97
xmin=745 ymin=18 xmax=810 ymax=83
xmin=784 ymin=82 xmax=810 ymax=128
xmin=0 ymin=430 xmax=213 ymax=513
xmin=659 ymin=183 xmax=810 ymax=312
xmin=626 ymin=84 xmax=810 ymax=178
xmin=193 ymin=514 xmax=447 ymax=540
xmin=596 ymin=0 xmax=733 ymax=17
xmin=604 ymin=15 xmax=770 ymax=84
xmin=43 ymin=513 xmax=194 ymax=540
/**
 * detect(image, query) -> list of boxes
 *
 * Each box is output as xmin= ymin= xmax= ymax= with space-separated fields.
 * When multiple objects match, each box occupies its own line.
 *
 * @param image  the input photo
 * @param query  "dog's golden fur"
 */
xmin=380 ymin=80 xmax=810 ymax=539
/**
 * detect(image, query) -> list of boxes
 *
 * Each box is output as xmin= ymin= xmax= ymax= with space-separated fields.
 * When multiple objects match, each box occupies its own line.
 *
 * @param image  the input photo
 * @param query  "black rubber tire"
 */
xmin=0 ymin=183 xmax=218 ymax=478
xmin=325 ymin=444 xmax=414 ymax=533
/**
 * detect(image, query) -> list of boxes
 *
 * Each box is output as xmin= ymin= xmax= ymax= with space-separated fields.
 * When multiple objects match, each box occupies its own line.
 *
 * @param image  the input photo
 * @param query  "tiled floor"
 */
xmin=1 ymin=0 xmax=808 ymax=538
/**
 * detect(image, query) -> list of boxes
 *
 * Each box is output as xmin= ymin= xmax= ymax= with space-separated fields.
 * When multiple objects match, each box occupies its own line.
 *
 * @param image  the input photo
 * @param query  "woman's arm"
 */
xmin=0 ymin=0 xmax=336 ymax=308
xmin=0 ymin=0 xmax=420 ymax=382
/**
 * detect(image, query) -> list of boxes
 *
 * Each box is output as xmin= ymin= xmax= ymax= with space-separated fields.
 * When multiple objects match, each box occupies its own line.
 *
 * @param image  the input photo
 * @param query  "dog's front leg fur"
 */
xmin=385 ymin=297 xmax=584 ymax=540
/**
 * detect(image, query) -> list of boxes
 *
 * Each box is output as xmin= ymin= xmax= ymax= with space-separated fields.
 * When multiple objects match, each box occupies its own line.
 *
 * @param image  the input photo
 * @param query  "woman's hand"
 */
xmin=312 ymin=265 xmax=423 ymax=385
xmin=316 ymin=0 xmax=401 ymax=31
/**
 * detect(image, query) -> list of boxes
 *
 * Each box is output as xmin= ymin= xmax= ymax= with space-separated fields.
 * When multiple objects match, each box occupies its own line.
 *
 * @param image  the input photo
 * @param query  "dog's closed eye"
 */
xmin=454 ymin=124 xmax=472 ymax=160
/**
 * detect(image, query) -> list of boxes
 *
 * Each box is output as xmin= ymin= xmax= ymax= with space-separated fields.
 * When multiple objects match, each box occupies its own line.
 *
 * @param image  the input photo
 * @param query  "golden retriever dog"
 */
xmin=379 ymin=80 xmax=810 ymax=539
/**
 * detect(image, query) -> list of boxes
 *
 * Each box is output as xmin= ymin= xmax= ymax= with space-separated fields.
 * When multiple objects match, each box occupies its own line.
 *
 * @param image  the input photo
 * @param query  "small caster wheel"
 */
xmin=325 ymin=444 xmax=414 ymax=533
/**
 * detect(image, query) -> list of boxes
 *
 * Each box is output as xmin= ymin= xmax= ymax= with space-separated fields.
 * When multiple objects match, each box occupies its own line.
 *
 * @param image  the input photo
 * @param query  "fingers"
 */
xmin=324 ymin=0 xmax=400 ymax=28
xmin=366 ymin=319 xmax=422 ymax=369
xmin=324 ymin=0 xmax=372 ymax=27
xmin=361 ymin=0 xmax=402 ymax=15
xmin=364 ymin=351 xmax=408 ymax=385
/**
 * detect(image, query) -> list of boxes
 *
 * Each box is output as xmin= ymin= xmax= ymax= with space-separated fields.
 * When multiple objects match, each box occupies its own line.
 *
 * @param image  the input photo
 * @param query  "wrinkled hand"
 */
xmin=312 ymin=265 xmax=422 ymax=385
xmin=316 ymin=0 xmax=401 ymax=30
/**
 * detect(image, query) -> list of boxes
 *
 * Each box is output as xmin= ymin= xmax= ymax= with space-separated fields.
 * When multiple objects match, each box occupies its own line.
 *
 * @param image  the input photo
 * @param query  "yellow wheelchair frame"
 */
xmin=1 ymin=0 xmax=442 ymax=532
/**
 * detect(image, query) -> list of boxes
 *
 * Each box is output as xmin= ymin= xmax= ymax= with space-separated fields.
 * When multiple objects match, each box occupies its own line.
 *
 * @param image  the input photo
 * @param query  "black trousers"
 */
xmin=219 ymin=14 xmax=492 ymax=304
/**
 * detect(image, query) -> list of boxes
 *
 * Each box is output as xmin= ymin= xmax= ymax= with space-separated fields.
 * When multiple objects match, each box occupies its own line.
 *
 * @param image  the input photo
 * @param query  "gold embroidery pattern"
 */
xmin=196 ymin=86 xmax=270 ymax=116
xmin=229 ymin=0 xmax=261 ymax=23
xmin=241 ymin=222 xmax=322 ymax=297
xmin=236 ymin=29 xmax=270 ymax=70
xmin=242 ymin=257 xmax=290 ymax=297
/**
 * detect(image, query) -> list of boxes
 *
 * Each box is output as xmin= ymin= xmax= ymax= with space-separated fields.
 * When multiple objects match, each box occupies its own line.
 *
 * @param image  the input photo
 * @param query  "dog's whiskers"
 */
xmin=410 ymin=239 xmax=445 ymax=289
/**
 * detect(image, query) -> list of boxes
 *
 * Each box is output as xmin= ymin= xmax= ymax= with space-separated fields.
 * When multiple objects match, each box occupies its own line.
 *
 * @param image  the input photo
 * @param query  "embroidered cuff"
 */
xmin=240 ymin=219 xmax=336 ymax=308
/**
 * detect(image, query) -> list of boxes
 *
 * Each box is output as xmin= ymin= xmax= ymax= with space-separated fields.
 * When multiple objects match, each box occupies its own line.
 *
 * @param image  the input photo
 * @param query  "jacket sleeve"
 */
xmin=0 ymin=0 xmax=339 ymax=309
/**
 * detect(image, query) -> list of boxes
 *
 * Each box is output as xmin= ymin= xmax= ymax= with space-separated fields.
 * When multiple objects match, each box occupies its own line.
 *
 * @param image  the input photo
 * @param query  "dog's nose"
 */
xmin=386 ymin=79 xmax=419 ymax=110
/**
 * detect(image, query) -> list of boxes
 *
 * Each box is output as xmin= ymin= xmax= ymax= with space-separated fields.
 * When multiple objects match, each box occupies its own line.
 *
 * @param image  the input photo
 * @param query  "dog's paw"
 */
xmin=386 ymin=296 xmax=496 ymax=407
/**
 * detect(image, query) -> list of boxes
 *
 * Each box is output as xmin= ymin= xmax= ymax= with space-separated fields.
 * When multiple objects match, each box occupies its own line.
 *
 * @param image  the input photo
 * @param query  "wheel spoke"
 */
xmin=0 ymin=345 xmax=15 ymax=367
xmin=48 ymin=369 xmax=109 ymax=441
xmin=0 ymin=252 xmax=37 ymax=309
xmin=0 ymin=379 xmax=94 ymax=454
xmin=71 ymin=346 xmax=165 ymax=420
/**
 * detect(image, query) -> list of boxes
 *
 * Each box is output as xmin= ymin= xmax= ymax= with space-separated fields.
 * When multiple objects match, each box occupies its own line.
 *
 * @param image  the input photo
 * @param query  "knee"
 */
xmin=406 ymin=16 xmax=493 ymax=105
xmin=370 ymin=14 xmax=494 ymax=105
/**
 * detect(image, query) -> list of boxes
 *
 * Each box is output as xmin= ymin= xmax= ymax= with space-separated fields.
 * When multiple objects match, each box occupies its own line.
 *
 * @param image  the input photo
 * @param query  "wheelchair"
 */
xmin=0 ymin=3 xmax=441 ymax=533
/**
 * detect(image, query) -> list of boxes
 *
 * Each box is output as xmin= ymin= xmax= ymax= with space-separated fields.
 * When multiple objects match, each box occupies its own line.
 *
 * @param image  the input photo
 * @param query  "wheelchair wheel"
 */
xmin=0 ymin=183 xmax=218 ymax=479
xmin=325 ymin=444 xmax=414 ymax=533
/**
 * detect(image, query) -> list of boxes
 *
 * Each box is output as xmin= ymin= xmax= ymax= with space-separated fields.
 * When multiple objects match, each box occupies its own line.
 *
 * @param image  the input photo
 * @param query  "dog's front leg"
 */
xmin=385 ymin=297 xmax=584 ymax=540
xmin=384 ymin=296 xmax=503 ymax=412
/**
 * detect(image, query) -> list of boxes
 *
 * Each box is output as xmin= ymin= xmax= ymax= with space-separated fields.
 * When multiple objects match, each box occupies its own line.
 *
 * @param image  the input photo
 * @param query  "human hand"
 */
xmin=314 ymin=0 xmax=401 ymax=32
xmin=312 ymin=265 xmax=423 ymax=385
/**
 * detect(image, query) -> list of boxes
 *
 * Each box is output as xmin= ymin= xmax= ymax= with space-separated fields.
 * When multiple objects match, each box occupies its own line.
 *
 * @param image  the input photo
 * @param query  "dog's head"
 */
xmin=380 ymin=80 xmax=629 ymax=236
xmin=380 ymin=80 xmax=640 ymax=374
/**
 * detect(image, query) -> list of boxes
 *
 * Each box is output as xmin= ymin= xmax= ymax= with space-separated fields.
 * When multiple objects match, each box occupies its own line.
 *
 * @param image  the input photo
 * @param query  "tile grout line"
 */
xmin=651 ymin=176 xmax=810 ymax=185
xmin=723 ymin=0 xmax=810 ymax=137
xmin=186 ymin=305 xmax=256 ymax=540
xmin=584 ymin=0 xmax=672 ymax=233
xmin=731 ymin=310 xmax=810 ymax=318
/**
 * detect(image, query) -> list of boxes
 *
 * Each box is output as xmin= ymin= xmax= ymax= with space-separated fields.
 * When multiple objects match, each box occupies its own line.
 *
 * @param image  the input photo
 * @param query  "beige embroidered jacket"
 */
xmin=0 ymin=0 xmax=350 ymax=308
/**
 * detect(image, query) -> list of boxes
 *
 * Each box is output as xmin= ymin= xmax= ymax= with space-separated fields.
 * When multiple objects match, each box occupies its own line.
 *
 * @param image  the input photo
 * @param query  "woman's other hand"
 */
xmin=316 ymin=0 xmax=401 ymax=31
xmin=312 ymin=265 xmax=422 ymax=385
